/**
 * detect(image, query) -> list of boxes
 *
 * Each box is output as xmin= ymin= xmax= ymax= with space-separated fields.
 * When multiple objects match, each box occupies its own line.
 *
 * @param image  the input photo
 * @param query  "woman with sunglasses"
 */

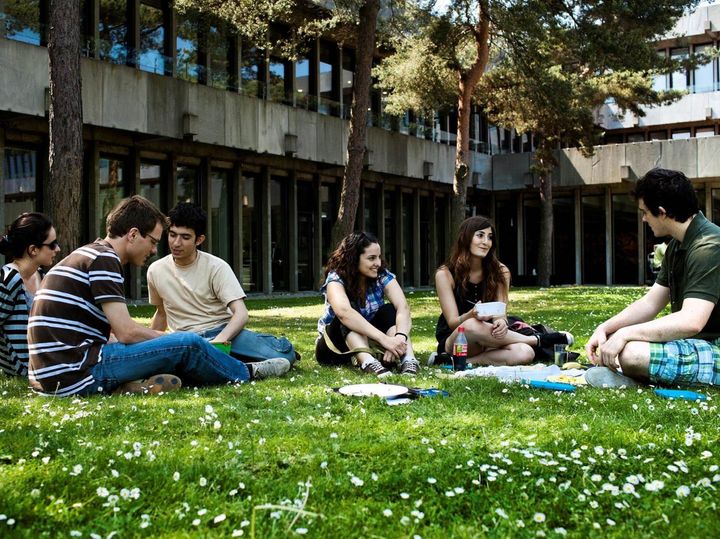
xmin=316 ymin=232 xmax=420 ymax=377
xmin=434 ymin=216 xmax=572 ymax=367
xmin=0 ymin=212 xmax=60 ymax=376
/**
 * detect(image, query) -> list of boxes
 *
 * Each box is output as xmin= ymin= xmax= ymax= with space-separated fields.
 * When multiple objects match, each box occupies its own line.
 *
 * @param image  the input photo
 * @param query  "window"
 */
xmin=241 ymin=47 xmax=263 ymax=97
xmin=649 ymin=130 xmax=667 ymax=141
xmin=670 ymin=47 xmax=689 ymax=90
xmin=582 ymin=195 xmax=606 ymax=284
xmin=652 ymin=50 xmax=667 ymax=92
xmin=627 ymin=133 xmax=645 ymax=143
xmin=671 ymin=129 xmax=691 ymax=140
xmin=176 ymin=165 xmax=198 ymax=204
xmin=297 ymin=181 xmax=315 ymax=291
xmin=553 ymin=196 xmax=575 ymax=284
xmin=342 ymin=50 xmax=355 ymax=119
xmin=3 ymin=0 xmax=41 ymax=45
xmin=209 ymin=169 xmax=230 ymax=261
xmin=319 ymin=41 xmax=336 ymax=115
xmin=612 ymin=194 xmax=638 ymax=284
xmin=693 ymin=44 xmax=715 ymax=93
xmin=295 ymin=58 xmax=310 ymax=108
xmin=383 ymin=190 xmax=396 ymax=270
xmin=696 ymin=127 xmax=715 ymax=138
xmin=99 ymin=157 xmax=127 ymax=238
xmin=321 ymin=183 xmax=337 ymax=264
xmin=99 ymin=0 xmax=128 ymax=64
xmin=363 ymin=187 xmax=378 ymax=235
xmin=271 ymin=177 xmax=289 ymax=291
xmin=138 ymin=1 xmax=165 ymax=74
xmin=3 ymin=148 xmax=37 ymax=229
xmin=268 ymin=58 xmax=287 ymax=103
xmin=176 ymin=14 xmax=199 ymax=83
xmin=208 ymin=24 xmax=230 ymax=90
xmin=140 ymin=162 xmax=163 ymax=210
xmin=242 ymin=174 xmax=260 ymax=291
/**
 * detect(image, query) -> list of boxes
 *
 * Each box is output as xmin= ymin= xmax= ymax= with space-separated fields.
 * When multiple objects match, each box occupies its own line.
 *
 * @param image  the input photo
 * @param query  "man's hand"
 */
xmin=597 ymin=329 xmax=628 ymax=371
xmin=585 ymin=327 xmax=608 ymax=364
xmin=490 ymin=318 xmax=508 ymax=339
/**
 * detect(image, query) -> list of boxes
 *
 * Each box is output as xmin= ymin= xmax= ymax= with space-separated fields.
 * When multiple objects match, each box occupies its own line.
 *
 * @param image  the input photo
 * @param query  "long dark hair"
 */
xmin=0 ymin=212 xmax=54 ymax=262
xmin=444 ymin=215 xmax=505 ymax=302
xmin=324 ymin=232 xmax=386 ymax=307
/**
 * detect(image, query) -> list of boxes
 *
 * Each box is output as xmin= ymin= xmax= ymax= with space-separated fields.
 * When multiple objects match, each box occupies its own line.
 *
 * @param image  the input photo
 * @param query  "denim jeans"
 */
xmin=199 ymin=325 xmax=297 ymax=365
xmin=84 ymin=332 xmax=250 ymax=395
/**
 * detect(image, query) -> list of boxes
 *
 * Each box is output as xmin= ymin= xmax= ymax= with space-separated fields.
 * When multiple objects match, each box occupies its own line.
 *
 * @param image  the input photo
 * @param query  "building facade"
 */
xmin=2 ymin=1 xmax=720 ymax=298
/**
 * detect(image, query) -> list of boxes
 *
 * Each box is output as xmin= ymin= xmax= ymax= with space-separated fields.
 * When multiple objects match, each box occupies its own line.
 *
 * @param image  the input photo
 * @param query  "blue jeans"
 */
xmin=199 ymin=325 xmax=297 ymax=365
xmin=84 ymin=332 xmax=250 ymax=395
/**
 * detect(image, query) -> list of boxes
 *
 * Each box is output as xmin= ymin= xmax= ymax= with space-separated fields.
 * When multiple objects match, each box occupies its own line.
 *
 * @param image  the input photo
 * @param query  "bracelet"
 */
xmin=395 ymin=332 xmax=408 ymax=341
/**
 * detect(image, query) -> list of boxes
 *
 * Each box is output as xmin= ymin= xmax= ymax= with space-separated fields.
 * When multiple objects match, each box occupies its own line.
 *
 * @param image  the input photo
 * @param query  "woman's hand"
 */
xmin=490 ymin=318 xmax=508 ymax=339
xmin=381 ymin=334 xmax=408 ymax=362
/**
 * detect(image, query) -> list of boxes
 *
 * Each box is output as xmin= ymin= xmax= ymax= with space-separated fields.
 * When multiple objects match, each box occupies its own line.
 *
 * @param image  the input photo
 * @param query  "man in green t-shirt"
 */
xmin=585 ymin=168 xmax=720 ymax=388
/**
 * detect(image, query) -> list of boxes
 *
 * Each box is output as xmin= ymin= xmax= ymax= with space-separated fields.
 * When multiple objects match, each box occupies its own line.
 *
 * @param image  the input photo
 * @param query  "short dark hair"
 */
xmin=106 ymin=195 xmax=167 ymax=238
xmin=168 ymin=202 xmax=207 ymax=238
xmin=0 ymin=212 xmax=54 ymax=261
xmin=633 ymin=168 xmax=698 ymax=222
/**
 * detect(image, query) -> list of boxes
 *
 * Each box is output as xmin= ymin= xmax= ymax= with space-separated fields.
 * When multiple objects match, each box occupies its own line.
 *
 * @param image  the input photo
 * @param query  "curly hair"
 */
xmin=0 ymin=212 xmax=54 ymax=261
xmin=443 ymin=216 xmax=505 ymax=302
xmin=324 ymin=232 xmax=386 ymax=307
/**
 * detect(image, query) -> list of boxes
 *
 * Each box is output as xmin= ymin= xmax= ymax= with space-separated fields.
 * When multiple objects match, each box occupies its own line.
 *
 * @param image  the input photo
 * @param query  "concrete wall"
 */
xmin=598 ymin=92 xmax=720 ymax=130
xmin=0 ymin=37 xmax=464 ymax=183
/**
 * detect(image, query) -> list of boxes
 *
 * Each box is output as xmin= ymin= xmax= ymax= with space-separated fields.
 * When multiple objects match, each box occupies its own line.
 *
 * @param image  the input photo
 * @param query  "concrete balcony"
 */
xmin=1 ymin=37 xmax=481 ymax=185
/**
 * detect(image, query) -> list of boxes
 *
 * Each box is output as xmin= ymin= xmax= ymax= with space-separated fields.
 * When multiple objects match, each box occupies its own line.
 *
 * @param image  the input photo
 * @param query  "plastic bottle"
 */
xmin=453 ymin=326 xmax=468 ymax=371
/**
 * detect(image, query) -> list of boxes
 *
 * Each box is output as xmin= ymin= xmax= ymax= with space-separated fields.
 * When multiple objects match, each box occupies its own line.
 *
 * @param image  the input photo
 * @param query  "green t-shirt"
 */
xmin=656 ymin=212 xmax=720 ymax=340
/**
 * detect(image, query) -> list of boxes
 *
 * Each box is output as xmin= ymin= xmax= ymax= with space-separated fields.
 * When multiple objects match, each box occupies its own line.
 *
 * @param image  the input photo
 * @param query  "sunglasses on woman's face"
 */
xmin=39 ymin=240 xmax=59 ymax=250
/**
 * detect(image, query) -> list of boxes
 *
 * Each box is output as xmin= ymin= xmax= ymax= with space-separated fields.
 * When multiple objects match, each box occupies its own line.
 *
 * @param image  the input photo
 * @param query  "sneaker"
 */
xmin=113 ymin=374 xmax=181 ymax=395
xmin=399 ymin=358 xmax=420 ymax=376
xmin=360 ymin=359 xmax=392 ymax=378
xmin=427 ymin=352 xmax=438 ymax=366
xmin=251 ymin=358 xmax=291 ymax=380
xmin=538 ymin=331 xmax=575 ymax=348
xmin=585 ymin=366 xmax=641 ymax=389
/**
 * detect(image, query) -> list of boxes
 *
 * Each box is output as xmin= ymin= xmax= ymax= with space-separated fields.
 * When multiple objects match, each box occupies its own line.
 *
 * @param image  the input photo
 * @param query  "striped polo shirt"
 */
xmin=28 ymin=241 xmax=126 ymax=396
xmin=0 ymin=264 xmax=35 ymax=376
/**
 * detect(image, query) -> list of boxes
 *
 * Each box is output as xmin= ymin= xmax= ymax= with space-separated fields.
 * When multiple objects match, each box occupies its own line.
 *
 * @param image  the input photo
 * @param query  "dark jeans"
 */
xmin=315 ymin=303 xmax=397 ymax=366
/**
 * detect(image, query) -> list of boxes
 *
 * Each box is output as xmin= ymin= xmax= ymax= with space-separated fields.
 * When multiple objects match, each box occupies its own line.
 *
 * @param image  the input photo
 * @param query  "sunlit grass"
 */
xmin=1 ymin=287 xmax=718 ymax=537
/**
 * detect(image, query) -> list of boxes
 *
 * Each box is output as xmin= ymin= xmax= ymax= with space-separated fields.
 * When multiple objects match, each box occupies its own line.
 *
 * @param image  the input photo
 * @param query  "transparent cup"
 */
xmin=554 ymin=344 xmax=567 ymax=367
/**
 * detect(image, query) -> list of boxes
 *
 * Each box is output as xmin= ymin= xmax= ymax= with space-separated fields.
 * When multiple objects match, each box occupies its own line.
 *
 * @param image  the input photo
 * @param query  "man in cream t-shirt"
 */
xmin=147 ymin=203 xmax=297 ymax=369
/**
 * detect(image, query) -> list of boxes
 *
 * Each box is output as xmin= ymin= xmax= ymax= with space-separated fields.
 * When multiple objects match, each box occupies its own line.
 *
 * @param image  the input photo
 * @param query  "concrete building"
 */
xmin=1 ymin=1 xmax=719 ymax=299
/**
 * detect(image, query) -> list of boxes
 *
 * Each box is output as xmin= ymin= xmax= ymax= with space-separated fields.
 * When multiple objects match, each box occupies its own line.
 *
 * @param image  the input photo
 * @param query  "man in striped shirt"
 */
xmin=28 ymin=196 xmax=289 ymax=396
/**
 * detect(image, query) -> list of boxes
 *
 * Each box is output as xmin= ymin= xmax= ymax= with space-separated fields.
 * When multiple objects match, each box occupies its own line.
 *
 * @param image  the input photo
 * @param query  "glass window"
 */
xmin=268 ymin=58 xmax=287 ymax=103
xmin=363 ymin=187 xmax=378 ymax=235
xmin=383 ymin=190 xmax=396 ymax=271
xmin=627 ymin=133 xmax=645 ymax=143
xmin=271 ymin=177 xmax=289 ymax=291
xmin=208 ymin=24 xmax=230 ymax=90
xmin=612 ymin=194 xmax=637 ymax=284
xmin=696 ymin=127 xmax=715 ymax=138
xmin=99 ymin=0 xmax=128 ymax=64
xmin=176 ymin=165 xmax=198 ymax=204
xmin=434 ymin=196 xmax=447 ymax=270
xmin=99 ymin=157 xmax=127 ymax=238
xmin=319 ymin=42 xmax=335 ymax=115
xmin=649 ymin=130 xmax=667 ymax=141
xmin=297 ymin=181 xmax=315 ymax=291
xmin=140 ymin=162 xmax=163 ymax=210
xmin=3 ymin=0 xmax=41 ymax=45
xmin=295 ymin=58 xmax=310 ymax=108
xmin=582 ymin=195 xmax=606 ymax=284
xmin=670 ymin=47 xmax=688 ymax=90
xmin=419 ymin=196 xmax=431 ymax=285
xmin=242 ymin=174 xmax=260 ymax=291
xmin=139 ymin=2 xmax=166 ymax=75
xmin=494 ymin=197 xmax=517 ymax=277
xmin=3 ymin=148 xmax=37 ymax=229
xmin=321 ymin=183 xmax=337 ymax=264
xmin=523 ymin=195 xmax=540 ymax=279
xmin=241 ymin=47 xmax=263 ymax=97
xmin=209 ymin=169 xmax=230 ymax=261
xmin=553 ymin=196 xmax=575 ymax=284
xmin=652 ymin=50 xmax=667 ymax=92
xmin=693 ymin=44 xmax=714 ymax=93
xmin=671 ymin=129 xmax=691 ymax=140
xmin=176 ymin=13 xmax=199 ymax=83
xmin=402 ymin=193 xmax=413 ymax=284
xmin=342 ymin=50 xmax=355 ymax=119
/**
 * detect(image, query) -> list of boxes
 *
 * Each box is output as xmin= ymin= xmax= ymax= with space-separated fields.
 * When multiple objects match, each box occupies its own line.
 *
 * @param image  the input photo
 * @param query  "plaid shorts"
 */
xmin=649 ymin=338 xmax=720 ymax=386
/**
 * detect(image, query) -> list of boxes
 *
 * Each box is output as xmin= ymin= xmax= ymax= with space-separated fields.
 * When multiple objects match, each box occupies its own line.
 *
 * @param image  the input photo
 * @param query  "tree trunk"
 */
xmin=330 ymin=0 xmax=380 ymax=249
xmin=450 ymin=1 xmax=490 ymax=234
xmin=538 ymin=172 xmax=553 ymax=287
xmin=47 ymin=0 xmax=83 ymax=256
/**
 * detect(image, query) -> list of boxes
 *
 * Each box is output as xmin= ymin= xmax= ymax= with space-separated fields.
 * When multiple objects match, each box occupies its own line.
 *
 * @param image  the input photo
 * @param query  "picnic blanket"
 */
xmin=452 ymin=363 xmax=586 ymax=384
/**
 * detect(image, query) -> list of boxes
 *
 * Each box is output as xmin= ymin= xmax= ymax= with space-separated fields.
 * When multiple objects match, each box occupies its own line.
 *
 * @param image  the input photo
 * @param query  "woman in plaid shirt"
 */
xmin=316 ymin=232 xmax=420 ymax=377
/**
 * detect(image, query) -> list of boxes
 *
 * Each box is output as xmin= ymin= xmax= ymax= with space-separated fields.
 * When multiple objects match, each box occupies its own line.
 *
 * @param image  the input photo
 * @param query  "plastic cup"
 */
xmin=554 ymin=344 xmax=567 ymax=367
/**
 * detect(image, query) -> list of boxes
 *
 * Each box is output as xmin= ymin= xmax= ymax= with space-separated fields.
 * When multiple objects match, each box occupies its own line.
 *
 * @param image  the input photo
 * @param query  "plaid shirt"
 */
xmin=317 ymin=270 xmax=395 ymax=335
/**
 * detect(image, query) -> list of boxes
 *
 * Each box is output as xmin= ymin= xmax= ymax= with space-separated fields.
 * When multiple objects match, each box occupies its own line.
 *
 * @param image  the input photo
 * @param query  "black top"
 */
xmin=435 ymin=280 xmax=486 ymax=345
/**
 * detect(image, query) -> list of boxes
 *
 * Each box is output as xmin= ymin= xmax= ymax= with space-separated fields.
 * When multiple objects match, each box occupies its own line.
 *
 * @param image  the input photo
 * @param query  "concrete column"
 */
xmin=261 ymin=167 xmax=272 ymax=294
xmin=288 ymin=172 xmax=299 ymax=292
xmin=313 ymin=175 xmax=323 ymax=286
xmin=574 ymin=189 xmax=582 ymax=284
xmin=413 ymin=190 xmax=421 ymax=287
xmin=605 ymin=187 xmax=613 ymax=285
xmin=516 ymin=192 xmax=525 ymax=276
xmin=232 ymin=165 xmax=243 ymax=276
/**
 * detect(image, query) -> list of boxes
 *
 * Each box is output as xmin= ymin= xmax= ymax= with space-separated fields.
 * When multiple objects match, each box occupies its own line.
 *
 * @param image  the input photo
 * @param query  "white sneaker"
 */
xmin=251 ymin=358 xmax=291 ymax=380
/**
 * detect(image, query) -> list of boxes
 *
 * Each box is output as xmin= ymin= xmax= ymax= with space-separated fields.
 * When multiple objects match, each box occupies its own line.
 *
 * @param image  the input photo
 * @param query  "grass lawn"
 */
xmin=1 ymin=286 xmax=719 ymax=538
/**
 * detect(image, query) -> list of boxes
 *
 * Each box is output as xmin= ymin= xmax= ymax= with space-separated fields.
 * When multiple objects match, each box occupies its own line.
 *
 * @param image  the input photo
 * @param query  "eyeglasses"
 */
xmin=40 ymin=240 xmax=59 ymax=249
xmin=145 ymin=233 xmax=161 ymax=247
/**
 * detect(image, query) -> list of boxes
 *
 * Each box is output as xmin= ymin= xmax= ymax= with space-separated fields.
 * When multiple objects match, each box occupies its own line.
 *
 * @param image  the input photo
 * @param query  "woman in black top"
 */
xmin=435 ymin=216 xmax=570 ymax=366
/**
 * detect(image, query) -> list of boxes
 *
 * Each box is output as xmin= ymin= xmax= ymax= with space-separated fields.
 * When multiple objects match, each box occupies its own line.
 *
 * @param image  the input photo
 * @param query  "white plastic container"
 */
xmin=474 ymin=301 xmax=507 ymax=317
